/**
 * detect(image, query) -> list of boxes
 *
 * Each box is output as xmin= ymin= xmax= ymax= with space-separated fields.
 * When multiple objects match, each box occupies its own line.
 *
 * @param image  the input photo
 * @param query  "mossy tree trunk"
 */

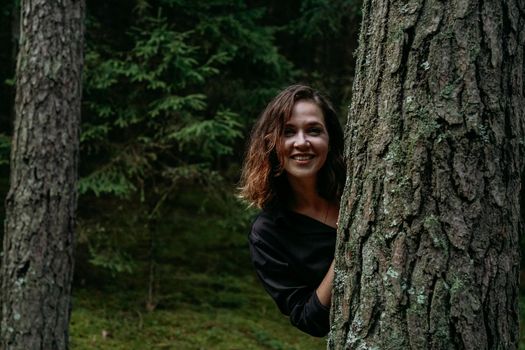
xmin=1 ymin=0 xmax=84 ymax=349
xmin=329 ymin=0 xmax=524 ymax=348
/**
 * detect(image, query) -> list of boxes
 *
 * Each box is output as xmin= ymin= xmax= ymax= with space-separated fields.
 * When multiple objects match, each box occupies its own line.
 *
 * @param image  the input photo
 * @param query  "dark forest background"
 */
xmin=0 ymin=1 xmax=522 ymax=349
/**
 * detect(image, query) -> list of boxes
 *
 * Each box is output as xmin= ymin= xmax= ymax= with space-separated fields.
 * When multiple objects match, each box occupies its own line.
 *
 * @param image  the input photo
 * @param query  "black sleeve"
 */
xmin=249 ymin=231 xmax=330 ymax=337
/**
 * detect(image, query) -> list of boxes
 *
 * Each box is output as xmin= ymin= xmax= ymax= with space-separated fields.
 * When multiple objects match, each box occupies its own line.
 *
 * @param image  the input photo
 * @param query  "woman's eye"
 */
xmin=308 ymin=128 xmax=322 ymax=135
xmin=284 ymin=128 xmax=295 ymax=136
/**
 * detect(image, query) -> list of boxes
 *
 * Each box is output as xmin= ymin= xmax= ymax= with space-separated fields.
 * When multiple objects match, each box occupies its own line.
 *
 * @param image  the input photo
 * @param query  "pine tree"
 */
xmin=1 ymin=0 xmax=85 ymax=348
xmin=330 ymin=0 xmax=524 ymax=348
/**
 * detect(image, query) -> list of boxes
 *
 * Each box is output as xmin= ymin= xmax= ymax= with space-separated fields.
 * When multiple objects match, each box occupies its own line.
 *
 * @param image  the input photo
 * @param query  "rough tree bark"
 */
xmin=1 ymin=0 xmax=84 ymax=349
xmin=329 ymin=0 xmax=524 ymax=348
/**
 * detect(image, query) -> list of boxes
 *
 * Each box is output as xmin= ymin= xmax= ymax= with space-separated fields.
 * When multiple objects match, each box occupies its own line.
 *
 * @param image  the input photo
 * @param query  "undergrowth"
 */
xmin=70 ymin=188 xmax=325 ymax=349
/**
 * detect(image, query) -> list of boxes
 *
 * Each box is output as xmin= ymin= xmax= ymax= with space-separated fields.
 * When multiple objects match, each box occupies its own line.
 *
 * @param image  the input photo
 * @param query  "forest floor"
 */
xmin=69 ymin=279 xmax=325 ymax=349
xmin=69 ymin=189 xmax=325 ymax=349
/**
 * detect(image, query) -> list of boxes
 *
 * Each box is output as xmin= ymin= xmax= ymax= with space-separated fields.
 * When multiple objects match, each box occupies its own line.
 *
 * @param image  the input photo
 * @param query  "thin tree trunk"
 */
xmin=1 ymin=0 xmax=85 ymax=348
xmin=329 ymin=0 xmax=524 ymax=348
xmin=146 ymin=219 xmax=158 ymax=312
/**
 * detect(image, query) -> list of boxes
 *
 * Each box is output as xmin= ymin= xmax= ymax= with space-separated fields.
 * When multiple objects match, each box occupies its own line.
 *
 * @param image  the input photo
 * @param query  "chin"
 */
xmin=286 ymin=170 xmax=320 ymax=180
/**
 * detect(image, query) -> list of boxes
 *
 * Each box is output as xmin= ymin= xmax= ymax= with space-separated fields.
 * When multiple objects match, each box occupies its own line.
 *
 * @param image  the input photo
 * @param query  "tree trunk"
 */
xmin=329 ymin=0 xmax=524 ymax=348
xmin=1 ymin=0 xmax=84 ymax=348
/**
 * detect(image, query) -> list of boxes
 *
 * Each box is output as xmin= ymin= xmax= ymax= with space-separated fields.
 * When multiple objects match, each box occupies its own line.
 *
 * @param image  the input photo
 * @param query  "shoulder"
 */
xmin=251 ymin=209 xmax=276 ymax=232
xmin=248 ymin=208 xmax=290 ymax=262
xmin=249 ymin=208 xmax=286 ymax=243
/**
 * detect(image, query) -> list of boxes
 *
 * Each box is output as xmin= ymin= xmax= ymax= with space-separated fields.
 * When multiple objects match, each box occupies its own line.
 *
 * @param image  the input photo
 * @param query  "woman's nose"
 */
xmin=293 ymin=132 xmax=309 ymax=148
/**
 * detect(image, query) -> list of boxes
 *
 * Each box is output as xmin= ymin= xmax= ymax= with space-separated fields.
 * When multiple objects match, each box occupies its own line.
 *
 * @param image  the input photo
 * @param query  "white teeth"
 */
xmin=292 ymin=155 xmax=314 ymax=161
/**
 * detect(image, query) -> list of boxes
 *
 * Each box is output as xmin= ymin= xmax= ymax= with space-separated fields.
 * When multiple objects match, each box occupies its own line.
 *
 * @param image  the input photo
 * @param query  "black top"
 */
xmin=248 ymin=207 xmax=336 ymax=337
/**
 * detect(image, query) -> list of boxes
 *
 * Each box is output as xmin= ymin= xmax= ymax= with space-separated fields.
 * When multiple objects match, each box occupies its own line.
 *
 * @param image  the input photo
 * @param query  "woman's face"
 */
xmin=280 ymin=100 xmax=329 ymax=181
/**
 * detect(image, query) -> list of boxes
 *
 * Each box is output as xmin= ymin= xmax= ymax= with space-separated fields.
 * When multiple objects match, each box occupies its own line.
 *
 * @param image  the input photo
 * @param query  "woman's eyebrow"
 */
xmin=284 ymin=121 xmax=325 ymax=127
xmin=306 ymin=121 xmax=324 ymax=127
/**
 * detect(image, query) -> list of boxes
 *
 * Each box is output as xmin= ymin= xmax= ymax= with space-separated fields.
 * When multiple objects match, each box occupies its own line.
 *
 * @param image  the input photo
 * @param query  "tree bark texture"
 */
xmin=1 ymin=0 xmax=84 ymax=349
xmin=329 ymin=0 xmax=524 ymax=348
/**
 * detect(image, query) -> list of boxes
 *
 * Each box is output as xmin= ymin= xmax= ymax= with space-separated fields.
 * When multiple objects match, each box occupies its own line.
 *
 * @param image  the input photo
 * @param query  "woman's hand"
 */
xmin=315 ymin=259 xmax=335 ymax=307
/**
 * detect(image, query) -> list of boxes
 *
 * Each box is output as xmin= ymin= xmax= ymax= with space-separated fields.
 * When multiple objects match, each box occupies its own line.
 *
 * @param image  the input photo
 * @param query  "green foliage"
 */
xmin=270 ymin=0 xmax=361 ymax=113
xmin=78 ymin=0 xmax=299 ymax=270
xmin=80 ymin=223 xmax=138 ymax=275
xmin=287 ymin=0 xmax=361 ymax=39
xmin=88 ymin=245 xmax=136 ymax=276
xmin=79 ymin=167 xmax=136 ymax=198
xmin=80 ymin=0 xmax=295 ymax=199
xmin=169 ymin=110 xmax=243 ymax=161
xmin=83 ymin=13 xmax=223 ymax=195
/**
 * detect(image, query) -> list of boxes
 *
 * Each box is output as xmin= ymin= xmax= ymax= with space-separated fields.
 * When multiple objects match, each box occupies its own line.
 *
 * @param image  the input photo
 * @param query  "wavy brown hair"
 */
xmin=239 ymin=84 xmax=345 ymax=209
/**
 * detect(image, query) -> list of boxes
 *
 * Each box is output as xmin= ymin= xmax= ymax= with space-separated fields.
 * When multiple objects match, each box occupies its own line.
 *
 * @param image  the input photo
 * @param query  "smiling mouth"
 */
xmin=291 ymin=155 xmax=314 ymax=161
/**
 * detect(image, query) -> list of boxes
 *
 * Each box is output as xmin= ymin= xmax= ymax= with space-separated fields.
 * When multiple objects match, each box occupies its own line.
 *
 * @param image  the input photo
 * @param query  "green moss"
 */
xmin=416 ymin=292 xmax=427 ymax=305
xmin=469 ymin=45 xmax=481 ymax=62
xmin=440 ymin=84 xmax=455 ymax=99
xmin=449 ymin=275 xmax=464 ymax=296
xmin=407 ymin=287 xmax=427 ymax=309
xmin=416 ymin=108 xmax=439 ymax=137
xmin=69 ymin=186 xmax=327 ymax=349
xmin=436 ymin=130 xmax=452 ymax=144
xmin=478 ymin=124 xmax=489 ymax=143
xmin=386 ymin=266 xmax=400 ymax=279
xmin=70 ymin=274 xmax=325 ymax=350
xmin=387 ymin=28 xmax=404 ymax=44
xmin=423 ymin=215 xmax=448 ymax=250
xmin=437 ymin=29 xmax=455 ymax=41
xmin=423 ymin=214 xmax=441 ymax=231
xmin=384 ymin=139 xmax=406 ymax=168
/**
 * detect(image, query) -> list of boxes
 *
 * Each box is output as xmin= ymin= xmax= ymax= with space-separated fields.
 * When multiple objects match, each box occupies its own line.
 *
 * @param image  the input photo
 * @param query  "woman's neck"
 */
xmin=286 ymin=174 xmax=339 ymax=228
xmin=287 ymin=175 xmax=326 ymax=211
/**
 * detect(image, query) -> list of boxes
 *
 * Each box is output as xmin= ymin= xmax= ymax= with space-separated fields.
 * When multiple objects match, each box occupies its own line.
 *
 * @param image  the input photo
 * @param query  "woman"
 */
xmin=239 ymin=85 xmax=345 ymax=337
